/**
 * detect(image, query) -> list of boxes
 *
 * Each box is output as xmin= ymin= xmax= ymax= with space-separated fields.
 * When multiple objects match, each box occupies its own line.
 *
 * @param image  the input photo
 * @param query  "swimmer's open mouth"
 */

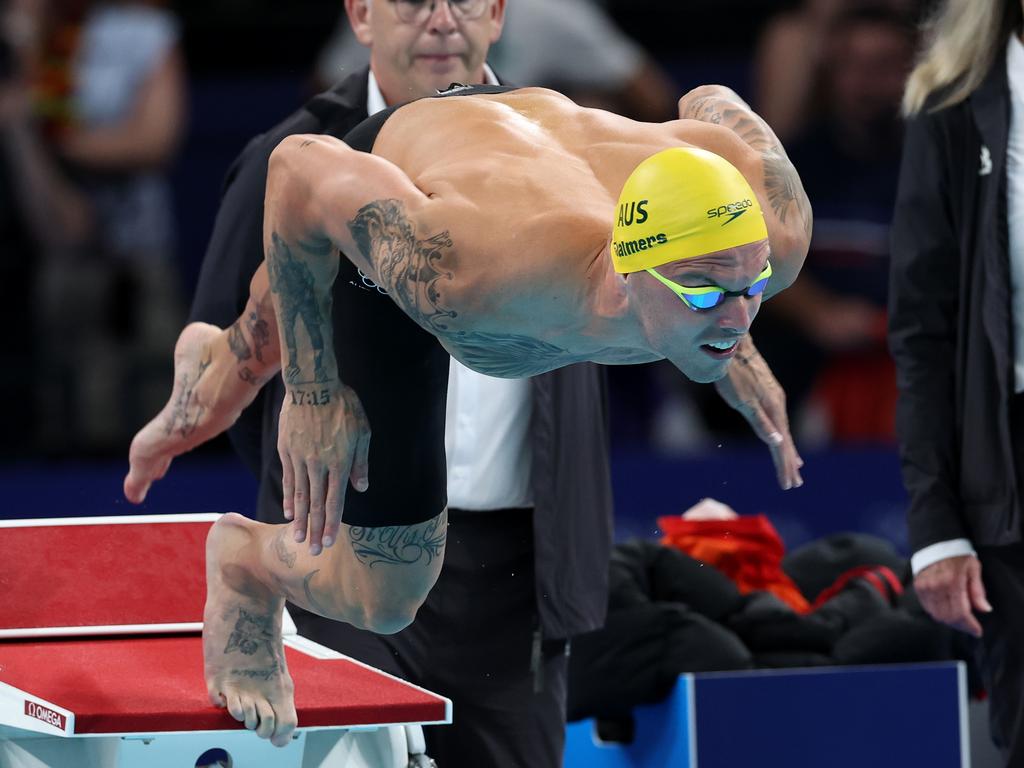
xmin=701 ymin=340 xmax=739 ymax=359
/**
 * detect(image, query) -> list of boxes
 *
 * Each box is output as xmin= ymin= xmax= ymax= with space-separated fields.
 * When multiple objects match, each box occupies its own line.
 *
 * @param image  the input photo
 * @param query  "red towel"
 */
xmin=659 ymin=514 xmax=812 ymax=614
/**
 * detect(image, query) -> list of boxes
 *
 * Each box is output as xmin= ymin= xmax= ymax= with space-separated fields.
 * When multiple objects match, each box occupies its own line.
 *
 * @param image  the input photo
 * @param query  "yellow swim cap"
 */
xmin=611 ymin=147 xmax=768 ymax=274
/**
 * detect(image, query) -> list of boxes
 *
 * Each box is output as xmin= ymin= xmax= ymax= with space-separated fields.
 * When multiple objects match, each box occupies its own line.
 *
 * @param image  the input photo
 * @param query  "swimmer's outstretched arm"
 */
xmin=263 ymin=134 xmax=433 ymax=555
xmin=675 ymin=86 xmax=810 ymax=491
xmin=676 ymin=84 xmax=813 ymax=293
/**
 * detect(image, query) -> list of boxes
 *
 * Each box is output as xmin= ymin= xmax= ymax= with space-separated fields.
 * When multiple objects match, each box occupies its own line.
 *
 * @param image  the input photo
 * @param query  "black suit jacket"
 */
xmin=189 ymin=68 xmax=613 ymax=638
xmin=889 ymin=46 xmax=1022 ymax=552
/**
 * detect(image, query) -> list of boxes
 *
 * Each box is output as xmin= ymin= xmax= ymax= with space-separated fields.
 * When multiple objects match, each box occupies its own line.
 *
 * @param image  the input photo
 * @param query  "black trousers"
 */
xmin=976 ymin=543 xmax=1024 ymax=767
xmin=292 ymin=508 xmax=570 ymax=768
xmin=979 ymin=394 xmax=1024 ymax=766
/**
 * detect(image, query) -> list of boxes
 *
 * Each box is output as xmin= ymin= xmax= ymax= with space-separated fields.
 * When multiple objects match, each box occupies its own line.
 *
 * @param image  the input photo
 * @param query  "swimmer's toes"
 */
xmin=208 ymin=685 xmax=226 ymax=709
xmin=124 ymin=451 xmax=169 ymax=501
xmin=220 ymin=684 xmax=296 ymax=745
xmin=123 ymin=472 xmax=144 ymax=504
xmin=241 ymin=696 xmax=259 ymax=731
xmin=225 ymin=692 xmax=245 ymax=723
xmin=272 ymin=718 xmax=297 ymax=747
xmin=124 ymin=417 xmax=177 ymax=502
xmin=255 ymin=700 xmax=276 ymax=739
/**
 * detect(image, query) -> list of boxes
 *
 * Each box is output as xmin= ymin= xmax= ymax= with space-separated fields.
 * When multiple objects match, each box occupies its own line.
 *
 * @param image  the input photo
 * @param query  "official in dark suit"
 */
xmin=190 ymin=1 xmax=613 ymax=765
xmin=889 ymin=0 xmax=1024 ymax=763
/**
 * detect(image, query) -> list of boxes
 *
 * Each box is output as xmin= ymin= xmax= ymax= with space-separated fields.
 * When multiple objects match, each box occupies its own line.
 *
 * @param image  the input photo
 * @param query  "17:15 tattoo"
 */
xmin=289 ymin=388 xmax=332 ymax=407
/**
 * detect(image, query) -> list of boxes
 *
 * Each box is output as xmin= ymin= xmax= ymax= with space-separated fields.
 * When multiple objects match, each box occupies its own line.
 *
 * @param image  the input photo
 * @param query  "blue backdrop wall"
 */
xmin=0 ymin=446 xmax=910 ymax=554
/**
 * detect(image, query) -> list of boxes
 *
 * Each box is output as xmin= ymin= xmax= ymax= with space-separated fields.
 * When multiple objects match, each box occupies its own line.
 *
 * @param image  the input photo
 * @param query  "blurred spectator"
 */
xmin=601 ymin=0 xmax=783 ymax=84
xmin=487 ymin=0 xmax=677 ymax=120
xmin=0 ymin=0 xmax=92 ymax=455
xmin=32 ymin=0 xmax=187 ymax=453
xmin=753 ymin=5 xmax=917 ymax=443
xmin=313 ymin=0 xmax=678 ymax=121
xmin=566 ymin=498 xmax=965 ymax=725
xmin=754 ymin=0 xmax=922 ymax=142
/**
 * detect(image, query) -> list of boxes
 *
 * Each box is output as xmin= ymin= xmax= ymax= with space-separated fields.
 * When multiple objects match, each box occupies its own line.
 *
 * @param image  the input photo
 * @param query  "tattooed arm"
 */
xmin=672 ymin=87 xmax=809 ymax=489
xmin=262 ymin=134 xmax=431 ymax=554
xmin=675 ymin=84 xmax=812 ymax=295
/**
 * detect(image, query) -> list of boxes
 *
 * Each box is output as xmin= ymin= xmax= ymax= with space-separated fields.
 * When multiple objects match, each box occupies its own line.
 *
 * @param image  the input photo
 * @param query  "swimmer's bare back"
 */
xmin=263 ymin=86 xmax=810 ymax=377
xmin=124 ymin=85 xmax=810 ymax=553
xmin=256 ymin=85 xmax=808 ymax=540
xmin=379 ymin=89 xmax=806 ymax=290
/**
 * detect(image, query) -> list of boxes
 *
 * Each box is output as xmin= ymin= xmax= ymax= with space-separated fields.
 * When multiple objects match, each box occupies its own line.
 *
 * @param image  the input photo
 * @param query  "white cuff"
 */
xmin=910 ymin=539 xmax=976 ymax=576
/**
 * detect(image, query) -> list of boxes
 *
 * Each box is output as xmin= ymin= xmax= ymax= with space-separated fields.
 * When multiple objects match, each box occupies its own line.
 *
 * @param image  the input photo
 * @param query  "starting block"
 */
xmin=0 ymin=514 xmax=451 ymax=768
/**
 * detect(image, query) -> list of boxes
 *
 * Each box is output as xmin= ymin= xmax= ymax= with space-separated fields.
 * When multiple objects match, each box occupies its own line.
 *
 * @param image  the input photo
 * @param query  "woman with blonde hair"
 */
xmin=889 ymin=0 xmax=1024 ymax=763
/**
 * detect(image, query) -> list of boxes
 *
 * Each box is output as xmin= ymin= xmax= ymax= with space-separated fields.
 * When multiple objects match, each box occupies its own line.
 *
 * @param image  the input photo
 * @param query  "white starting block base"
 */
xmin=0 ymin=723 xmax=427 ymax=768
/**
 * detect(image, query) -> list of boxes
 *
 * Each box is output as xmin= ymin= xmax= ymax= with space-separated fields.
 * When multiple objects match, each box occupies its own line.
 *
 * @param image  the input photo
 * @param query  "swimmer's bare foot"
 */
xmin=124 ymin=322 xmax=273 ymax=503
xmin=203 ymin=513 xmax=297 ymax=747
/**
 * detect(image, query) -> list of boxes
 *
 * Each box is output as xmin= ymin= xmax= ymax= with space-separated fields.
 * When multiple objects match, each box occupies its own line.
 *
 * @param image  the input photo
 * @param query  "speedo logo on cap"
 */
xmin=707 ymin=199 xmax=753 ymax=225
xmin=615 ymin=233 xmax=668 ymax=258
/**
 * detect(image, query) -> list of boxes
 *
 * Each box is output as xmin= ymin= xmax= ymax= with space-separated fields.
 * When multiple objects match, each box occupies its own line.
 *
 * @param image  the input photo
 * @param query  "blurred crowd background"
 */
xmin=0 ymin=0 xmax=929 ymax=549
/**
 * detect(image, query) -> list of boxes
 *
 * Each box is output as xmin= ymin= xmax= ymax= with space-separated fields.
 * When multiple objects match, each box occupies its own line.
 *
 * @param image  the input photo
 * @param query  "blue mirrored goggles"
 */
xmin=645 ymin=262 xmax=773 ymax=312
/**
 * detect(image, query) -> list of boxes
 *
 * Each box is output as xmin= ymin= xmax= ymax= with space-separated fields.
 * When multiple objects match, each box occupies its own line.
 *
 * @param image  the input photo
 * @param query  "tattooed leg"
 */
xmin=203 ymin=508 xmax=447 ymax=740
xmin=272 ymin=510 xmax=448 ymax=633
xmin=203 ymin=513 xmax=296 ymax=747
xmin=209 ymin=509 xmax=448 ymax=642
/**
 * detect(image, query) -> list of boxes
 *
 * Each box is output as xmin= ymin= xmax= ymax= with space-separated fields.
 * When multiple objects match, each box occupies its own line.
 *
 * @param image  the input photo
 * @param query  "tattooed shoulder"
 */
xmin=763 ymin=151 xmax=812 ymax=240
xmin=348 ymin=199 xmax=459 ymax=334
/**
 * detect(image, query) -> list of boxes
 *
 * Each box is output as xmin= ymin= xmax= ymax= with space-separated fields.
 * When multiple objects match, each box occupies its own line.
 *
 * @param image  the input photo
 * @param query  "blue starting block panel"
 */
xmin=565 ymin=662 xmax=967 ymax=768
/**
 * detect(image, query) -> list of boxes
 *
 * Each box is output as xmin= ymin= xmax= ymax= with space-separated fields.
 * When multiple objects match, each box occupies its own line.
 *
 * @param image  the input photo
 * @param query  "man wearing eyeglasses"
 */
xmin=127 ymin=1 xmax=807 ymax=762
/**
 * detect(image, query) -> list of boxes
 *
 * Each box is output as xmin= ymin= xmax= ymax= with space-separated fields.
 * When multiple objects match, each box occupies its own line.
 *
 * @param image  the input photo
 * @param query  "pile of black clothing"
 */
xmin=567 ymin=534 xmax=969 ymax=724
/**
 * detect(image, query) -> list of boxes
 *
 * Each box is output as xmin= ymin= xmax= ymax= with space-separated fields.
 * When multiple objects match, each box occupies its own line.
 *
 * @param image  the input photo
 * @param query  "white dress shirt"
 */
xmin=366 ymin=67 xmax=534 ymax=511
xmin=911 ymin=35 xmax=1024 ymax=575
xmin=1008 ymin=32 xmax=1024 ymax=393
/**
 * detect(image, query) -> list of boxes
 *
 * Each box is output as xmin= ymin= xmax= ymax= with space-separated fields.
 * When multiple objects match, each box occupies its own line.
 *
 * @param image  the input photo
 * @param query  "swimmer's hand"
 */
xmin=278 ymin=383 xmax=371 ymax=556
xmin=714 ymin=336 xmax=804 ymax=490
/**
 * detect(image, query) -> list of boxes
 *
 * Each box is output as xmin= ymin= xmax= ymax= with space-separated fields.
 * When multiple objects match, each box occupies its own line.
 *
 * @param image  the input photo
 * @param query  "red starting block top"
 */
xmin=0 ymin=514 xmax=212 ymax=637
xmin=0 ymin=634 xmax=449 ymax=736
xmin=0 ymin=514 xmax=452 ymax=738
